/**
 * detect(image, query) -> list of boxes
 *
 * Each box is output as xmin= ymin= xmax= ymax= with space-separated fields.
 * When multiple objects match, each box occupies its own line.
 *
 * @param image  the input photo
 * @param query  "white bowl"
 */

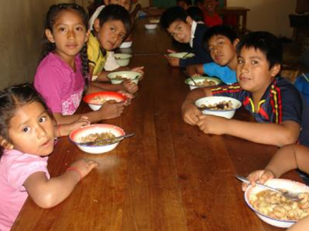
xmin=195 ymin=96 xmax=241 ymax=119
xmin=185 ymin=76 xmax=222 ymax=90
xmin=114 ymin=53 xmax=132 ymax=67
xmin=145 ymin=24 xmax=157 ymax=30
xmin=69 ymin=124 xmax=125 ymax=154
xmin=83 ymin=91 xmax=127 ymax=111
xmin=107 ymin=71 xmax=142 ymax=84
xmin=120 ymin=41 xmax=132 ymax=48
xmin=245 ymin=179 xmax=309 ymax=228
xmin=168 ymin=52 xmax=195 ymax=59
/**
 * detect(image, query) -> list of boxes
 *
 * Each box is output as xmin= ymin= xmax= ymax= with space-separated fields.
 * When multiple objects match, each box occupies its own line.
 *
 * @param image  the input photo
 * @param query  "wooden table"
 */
xmin=12 ymin=19 xmax=299 ymax=231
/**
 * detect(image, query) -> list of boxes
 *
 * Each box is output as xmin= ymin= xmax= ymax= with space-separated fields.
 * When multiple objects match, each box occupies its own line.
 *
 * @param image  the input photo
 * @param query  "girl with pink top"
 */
xmin=0 ymin=83 xmax=98 ymax=230
xmin=34 ymin=3 xmax=125 ymax=125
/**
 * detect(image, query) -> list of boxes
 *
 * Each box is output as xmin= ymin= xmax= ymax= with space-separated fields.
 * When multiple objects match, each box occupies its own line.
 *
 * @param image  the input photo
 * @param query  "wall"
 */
xmin=0 ymin=0 xmax=74 ymax=89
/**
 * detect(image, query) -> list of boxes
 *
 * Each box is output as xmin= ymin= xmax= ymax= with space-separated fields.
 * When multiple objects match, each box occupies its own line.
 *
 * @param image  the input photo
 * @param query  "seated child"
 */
xmin=202 ymin=0 xmax=223 ymax=27
xmin=35 ymin=3 xmax=125 ymax=124
xmin=186 ymin=25 xmax=239 ymax=85
xmin=194 ymin=0 xmax=204 ymax=10
xmin=242 ymin=144 xmax=309 ymax=231
xmin=186 ymin=6 xmax=204 ymax=24
xmin=88 ymin=4 xmax=143 ymax=94
xmin=160 ymin=6 xmax=212 ymax=68
xmin=0 ymin=83 xmax=98 ymax=231
xmin=176 ymin=0 xmax=192 ymax=10
xmin=182 ymin=31 xmax=305 ymax=147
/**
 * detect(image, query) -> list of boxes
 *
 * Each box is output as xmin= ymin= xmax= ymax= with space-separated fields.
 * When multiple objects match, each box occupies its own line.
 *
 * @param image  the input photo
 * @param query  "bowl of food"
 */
xmin=195 ymin=96 xmax=241 ymax=119
xmin=69 ymin=124 xmax=125 ymax=154
xmin=244 ymin=178 xmax=309 ymax=228
xmin=185 ymin=76 xmax=222 ymax=90
xmin=107 ymin=71 xmax=142 ymax=84
xmin=145 ymin=23 xmax=157 ymax=30
xmin=83 ymin=91 xmax=127 ymax=111
xmin=114 ymin=53 xmax=132 ymax=67
xmin=168 ymin=52 xmax=195 ymax=59
xmin=120 ymin=40 xmax=132 ymax=48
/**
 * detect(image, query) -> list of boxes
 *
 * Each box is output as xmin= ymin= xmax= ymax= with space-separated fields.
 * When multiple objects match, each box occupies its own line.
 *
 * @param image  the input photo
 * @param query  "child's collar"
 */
xmin=190 ymin=20 xmax=198 ymax=47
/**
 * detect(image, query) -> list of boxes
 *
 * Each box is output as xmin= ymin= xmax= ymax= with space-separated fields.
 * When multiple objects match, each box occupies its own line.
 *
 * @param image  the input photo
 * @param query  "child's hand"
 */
xmin=69 ymin=159 xmax=99 ymax=180
xmin=167 ymin=49 xmax=177 ymax=53
xmin=117 ymin=90 xmax=134 ymax=106
xmin=164 ymin=55 xmax=180 ymax=67
xmin=99 ymin=101 xmax=125 ymax=119
xmin=121 ymin=79 xmax=138 ymax=94
xmin=241 ymin=170 xmax=275 ymax=191
xmin=69 ymin=116 xmax=90 ymax=131
xmin=196 ymin=115 xmax=227 ymax=135
xmin=130 ymin=66 xmax=144 ymax=75
xmin=182 ymin=103 xmax=202 ymax=125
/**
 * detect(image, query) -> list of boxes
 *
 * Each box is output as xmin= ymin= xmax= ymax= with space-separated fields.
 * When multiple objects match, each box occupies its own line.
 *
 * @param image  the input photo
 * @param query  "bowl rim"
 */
xmin=69 ymin=124 xmax=125 ymax=147
xmin=185 ymin=76 xmax=222 ymax=87
xmin=195 ymin=96 xmax=242 ymax=112
xmin=114 ymin=53 xmax=132 ymax=59
xmin=244 ymin=178 xmax=309 ymax=224
xmin=106 ymin=71 xmax=142 ymax=80
xmin=168 ymin=52 xmax=195 ymax=58
xmin=83 ymin=91 xmax=127 ymax=105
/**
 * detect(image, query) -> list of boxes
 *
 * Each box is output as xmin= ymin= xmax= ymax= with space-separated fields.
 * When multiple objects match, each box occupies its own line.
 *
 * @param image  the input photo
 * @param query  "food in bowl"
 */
xmin=145 ymin=23 xmax=157 ymax=29
xmin=185 ymin=76 xmax=221 ymax=90
xmin=83 ymin=92 xmax=126 ymax=111
xmin=245 ymin=179 xmax=309 ymax=228
xmin=107 ymin=71 xmax=142 ymax=84
xmin=80 ymin=132 xmax=116 ymax=146
xmin=168 ymin=52 xmax=195 ymax=59
xmin=114 ymin=53 xmax=132 ymax=67
xmin=69 ymin=124 xmax=125 ymax=154
xmin=195 ymin=96 xmax=241 ymax=119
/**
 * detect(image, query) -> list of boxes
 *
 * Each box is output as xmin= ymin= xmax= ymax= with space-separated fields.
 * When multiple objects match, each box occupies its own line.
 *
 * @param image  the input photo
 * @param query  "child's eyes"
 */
xmin=251 ymin=60 xmax=258 ymax=65
xmin=39 ymin=116 xmax=47 ymax=123
xmin=237 ymin=59 xmax=244 ymax=64
xmin=75 ymin=26 xmax=84 ymax=32
xmin=58 ymin=27 xmax=66 ymax=32
xmin=22 ymin=127 xmax=30 ymax=133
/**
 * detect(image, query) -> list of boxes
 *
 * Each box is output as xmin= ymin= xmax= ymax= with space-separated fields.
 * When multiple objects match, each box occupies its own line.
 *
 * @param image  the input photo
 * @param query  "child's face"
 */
xmin=237 ymin=47 xmax=280 ymax=96
xmin=203 ymin=0 xmax=218 ymax=13
xmin=167 ymin=19 xmax=192 ymax=43
xmin=94 ymin=19 xmax=127 ymax=51
xmin=8 ymin=101 xmax=55 ymax=156
xmin=208 ymin=35 xmax=238 ymax=66
xmin=107 ymin=0 xmax=131 ymax=11
xmin=45 ymin=10 xmax=89 ymax=61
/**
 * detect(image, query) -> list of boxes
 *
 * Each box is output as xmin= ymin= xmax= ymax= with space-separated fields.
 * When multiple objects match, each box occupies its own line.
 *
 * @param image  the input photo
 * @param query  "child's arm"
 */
xmin=186 ymin=64 xmax=204 ymax=77
xmin=196 ymin=116 xmax=300 ymax=147
xmin=288 ymin=216 xmax=309 ymax=231
xmin=24 ymin=159 xmax=98 ymax=208
xmin=55 ymin=116 xmax=89 ymax=137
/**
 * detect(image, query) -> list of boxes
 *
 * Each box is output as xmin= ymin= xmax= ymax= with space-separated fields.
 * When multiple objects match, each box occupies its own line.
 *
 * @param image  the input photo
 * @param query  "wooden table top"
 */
xmin=12 ymin=19 xmax=299 ymax=231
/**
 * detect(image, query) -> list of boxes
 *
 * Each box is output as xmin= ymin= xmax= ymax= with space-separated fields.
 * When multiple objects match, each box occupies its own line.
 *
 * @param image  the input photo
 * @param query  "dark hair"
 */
xmin=236 ymin=31 xmax=283 ymax=69
xmin=176 ymin=0 xmax=192 ymax=5
xmin=0 ymin=83 xmax=52 ymax=158
xmin=160 ymin=6 xmax=188 ymax=29
xmin=203 ymin=25 xmax=238 ymax=49
xmin=187 ymin=6 xmax=204 ymax=22
xmin=40 ymin=3 xmax=89 ymax=80
xmin=194 ymin=0 xmax=203 ymax=5
xmin=97 ymin=4 xmax=132 ymax=34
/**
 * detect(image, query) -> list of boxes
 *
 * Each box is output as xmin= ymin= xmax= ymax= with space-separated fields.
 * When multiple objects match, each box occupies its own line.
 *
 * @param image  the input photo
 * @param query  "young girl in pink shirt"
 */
xmin=0 ymin=83 xmax=98 ymax=231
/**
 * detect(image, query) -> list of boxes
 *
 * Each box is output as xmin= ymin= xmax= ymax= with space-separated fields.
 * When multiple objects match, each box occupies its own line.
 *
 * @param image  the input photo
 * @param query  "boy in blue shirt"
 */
xmin=160 ymin=6 xmax=212 ymax=68
xmin=186 ymin=25 xmax=239 ymax=84
xmin=182 ymin=31 xmax=305 ymax=147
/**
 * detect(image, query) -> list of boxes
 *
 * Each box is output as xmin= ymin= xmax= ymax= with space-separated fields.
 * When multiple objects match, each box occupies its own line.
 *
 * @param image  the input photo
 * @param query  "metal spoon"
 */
xmin=235 ymin=175 xmax=301 ymax=202
xmin=76 ymin=133 xmax=135 ymax=146
xmin=190 ymin=77 xmax=198 ymax=85
xmin=182 ymin=52 xmax=191 ymax=59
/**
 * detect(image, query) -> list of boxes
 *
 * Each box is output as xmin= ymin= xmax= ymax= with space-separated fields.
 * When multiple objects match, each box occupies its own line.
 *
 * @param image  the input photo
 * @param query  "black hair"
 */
xmin=176 ymin=0 xmax=192 ymax=5
xmin=40 ymin=3 xmax=89 ymax=83
xmin=187 ymin=6 xmax=204 ymax=22
xmin=203 ymin=25 xmax=238 ymax=49
xmin=194 ymin=0 xmax=204 ymax=5
xmin=236 ymin=31 xmax=283 ymax=69
xmin=0 ymin=83 xmax=52 ymax=158
xmin=97 ymin=4 xmax=132 ymax=34
xmin=160 ymin=6 xmax=188 ymax=30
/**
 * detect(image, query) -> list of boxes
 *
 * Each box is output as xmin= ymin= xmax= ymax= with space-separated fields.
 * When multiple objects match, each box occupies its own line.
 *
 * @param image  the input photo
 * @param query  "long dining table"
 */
xmin=12 ymin=19 xmax=301 ymax=231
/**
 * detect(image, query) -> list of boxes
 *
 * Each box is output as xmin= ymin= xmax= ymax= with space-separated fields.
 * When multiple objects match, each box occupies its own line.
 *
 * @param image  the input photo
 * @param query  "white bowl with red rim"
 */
xmin=69 ymin=124 xmax=125 ymax=154
xmin=83 ymin=91 xmax=127 ymax=111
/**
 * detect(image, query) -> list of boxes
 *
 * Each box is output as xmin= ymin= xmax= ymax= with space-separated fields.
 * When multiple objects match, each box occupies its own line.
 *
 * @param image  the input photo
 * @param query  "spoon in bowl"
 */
xmin=76 ymin=133 xmax=135 ymax=146
xmin=235 ymin=175 xmax=302 ymax=202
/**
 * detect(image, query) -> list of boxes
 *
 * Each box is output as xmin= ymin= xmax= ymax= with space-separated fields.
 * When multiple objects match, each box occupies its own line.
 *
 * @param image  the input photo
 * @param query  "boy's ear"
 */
xmin=0 ymin=136 xmax=13 ymax=150
xmin=186 ymin=16 xmax=193 ymax=25
xmin=233 ymin=38 xmax=240 ymax=48
xmin=270 ymin=63 xmax=281 ymax=77
xmin=85 ymin=29 xmax=90 ymax=43
xmin=103 ymin=0 xmax=109 ymax=5
xmin=45 ymin=29 xmax=55 ymax=43
xmin=93 ymin=19 xmax=101 ymax=33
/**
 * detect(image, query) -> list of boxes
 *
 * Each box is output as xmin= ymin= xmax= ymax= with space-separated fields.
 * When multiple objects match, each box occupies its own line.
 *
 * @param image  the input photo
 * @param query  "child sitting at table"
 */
xmin=202 ymin=0 xmax=222 ymax=27
xmin=186 ymin=6 xmax=204 ymax=24
xmin=160 ymin=6 xmax=212 ymax=68
xmin=176 ymin=0 xmax=192 ymax=10
xmin=241 ymin=144 xmax=309 ymax=230
xmin=0 ymin=83 xmax=98 ymax=231
xmin=35 ymin=3 xmax=126 ymax=125
xmin=182 ymin=31 xmax=305 ymax=147
xmin=186 ymin=25 xmax=239 ymax=85
xmin=88 ymin=4 xmax=143 ymax=93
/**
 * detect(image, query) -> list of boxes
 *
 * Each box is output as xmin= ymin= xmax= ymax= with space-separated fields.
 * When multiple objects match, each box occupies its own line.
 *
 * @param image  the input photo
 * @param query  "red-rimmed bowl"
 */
xmin=83 ymin=92 xmax=127 ymax=111
xmin=69 ymin=124 xmax=125 ymax=154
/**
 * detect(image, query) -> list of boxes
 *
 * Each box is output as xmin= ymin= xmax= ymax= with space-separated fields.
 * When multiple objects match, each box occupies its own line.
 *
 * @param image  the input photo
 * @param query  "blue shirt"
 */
xmin=202 ymin=62 xmax=237 ymax=85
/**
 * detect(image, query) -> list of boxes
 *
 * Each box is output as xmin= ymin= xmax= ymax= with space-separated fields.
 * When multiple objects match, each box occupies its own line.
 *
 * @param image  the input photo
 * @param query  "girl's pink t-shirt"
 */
xmin=0 ymin=149 xmax=49 ymax=231
xmin=34 ymin=53 xmax=86 ymax=115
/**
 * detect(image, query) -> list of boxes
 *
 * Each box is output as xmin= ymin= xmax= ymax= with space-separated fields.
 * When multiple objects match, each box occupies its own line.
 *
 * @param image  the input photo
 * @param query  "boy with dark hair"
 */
xmin=176 ymin=0 xmax=192 ymax=10
xmin=182 ymin=31 xmax=306 ymax=147
xmin=186 ymin=6 xmax=204 ymax=23
xmin=203 ymin=0 xmax=222 ymax=27
xmin=186 ymin=25 xmax=239 ymax=85
xmin=160 ymin=6 xmax=212 ymax=68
